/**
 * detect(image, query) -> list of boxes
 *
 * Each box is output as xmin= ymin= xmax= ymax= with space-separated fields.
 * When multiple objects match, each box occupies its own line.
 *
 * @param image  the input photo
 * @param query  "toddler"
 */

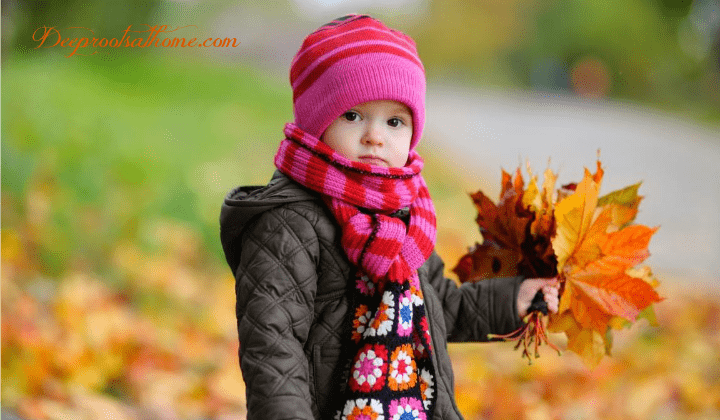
xmin=220 ymin=14 xmax=559 ymax=420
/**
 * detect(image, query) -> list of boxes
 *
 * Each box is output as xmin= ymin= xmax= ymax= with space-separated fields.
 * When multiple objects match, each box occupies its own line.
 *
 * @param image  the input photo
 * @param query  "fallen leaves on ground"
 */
xmin=1 ymin=197 xmax=247 ymax=419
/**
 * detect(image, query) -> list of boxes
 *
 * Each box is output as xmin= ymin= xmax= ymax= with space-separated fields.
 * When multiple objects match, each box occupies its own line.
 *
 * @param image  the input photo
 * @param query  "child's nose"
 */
xmin=362 ymin=124 xmax=384 ymax=146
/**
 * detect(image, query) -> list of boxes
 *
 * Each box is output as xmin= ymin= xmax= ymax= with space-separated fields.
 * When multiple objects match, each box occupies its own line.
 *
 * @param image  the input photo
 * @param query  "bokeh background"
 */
xmin=2 ymin=1 xmax=720 ymax=419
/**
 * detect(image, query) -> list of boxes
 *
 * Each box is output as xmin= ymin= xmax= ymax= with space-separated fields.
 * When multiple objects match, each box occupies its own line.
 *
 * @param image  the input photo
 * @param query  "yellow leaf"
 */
xmin=522 ymin=175 xmax=540 ymax=212
xmin=549 ymin=311 xmax=606 ymax=367
xmin=597 ymin=182 xmax=643 ymax=229
xmin=552 ymin=165 xmax=603 ymax=271
xmin=547 ymin=308 xmax=575 ymax=333
xmin=572 ymin=206 xmax=613 ymax=269
xmin=567 ymin=327 xmax=606 ymax=368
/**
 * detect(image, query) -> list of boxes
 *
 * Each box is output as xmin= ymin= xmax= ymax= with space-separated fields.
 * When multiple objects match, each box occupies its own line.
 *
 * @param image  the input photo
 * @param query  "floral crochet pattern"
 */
xmin=388 ymin=344 xmax=417 ymax=391
xmin=349 ymin=344 xmax=388 ymax=393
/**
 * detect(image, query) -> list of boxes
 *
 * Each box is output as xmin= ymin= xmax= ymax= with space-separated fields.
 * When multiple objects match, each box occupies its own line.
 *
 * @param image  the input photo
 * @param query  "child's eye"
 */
xmin=388 ymin=117 xmax=404 ymax=127
xmin=342 ymin=111 xmax=360 ymax=122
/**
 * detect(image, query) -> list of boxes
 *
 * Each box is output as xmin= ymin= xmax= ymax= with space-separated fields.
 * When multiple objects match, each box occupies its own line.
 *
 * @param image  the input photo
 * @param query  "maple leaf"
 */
xmin=568 ymin=262 xmax=661 ymax=329
xmin=552 ymin=161 xmax=604 ymax=272
xmin=472 ymin=169 xmax=533 ymax=252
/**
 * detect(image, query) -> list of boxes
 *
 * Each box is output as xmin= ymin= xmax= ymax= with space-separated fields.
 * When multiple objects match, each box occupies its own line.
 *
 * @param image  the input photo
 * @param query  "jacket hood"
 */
xmin=219 ymin=170 xmax=319 ymax=273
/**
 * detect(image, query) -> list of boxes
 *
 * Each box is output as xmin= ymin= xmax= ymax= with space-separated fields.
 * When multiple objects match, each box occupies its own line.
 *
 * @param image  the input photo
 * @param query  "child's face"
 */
xmin=320 ymin=100 xmax=413 ymax=168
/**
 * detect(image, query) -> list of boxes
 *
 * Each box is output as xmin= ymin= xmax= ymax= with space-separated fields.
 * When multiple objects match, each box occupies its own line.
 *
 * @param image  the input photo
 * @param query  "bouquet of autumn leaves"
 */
xmin=453 ymin=159 xmax=663 ymax=366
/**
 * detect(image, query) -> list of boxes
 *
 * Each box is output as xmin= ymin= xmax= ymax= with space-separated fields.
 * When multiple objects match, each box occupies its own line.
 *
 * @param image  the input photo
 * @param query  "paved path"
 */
xmin=425 ymin=84 xmax=720 ymax=284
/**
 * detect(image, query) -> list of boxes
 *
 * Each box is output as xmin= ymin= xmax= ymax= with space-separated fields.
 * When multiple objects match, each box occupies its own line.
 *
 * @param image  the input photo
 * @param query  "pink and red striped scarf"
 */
xmin=275 ymin=123 xmax=438 ymax=420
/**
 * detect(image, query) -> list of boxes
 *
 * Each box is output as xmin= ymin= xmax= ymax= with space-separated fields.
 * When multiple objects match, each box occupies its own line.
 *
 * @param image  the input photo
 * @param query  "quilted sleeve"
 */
xmin=234 ymin=205 xmax=320 ymax=419
xmin=424 ymin=250 xmax=524 ymax=342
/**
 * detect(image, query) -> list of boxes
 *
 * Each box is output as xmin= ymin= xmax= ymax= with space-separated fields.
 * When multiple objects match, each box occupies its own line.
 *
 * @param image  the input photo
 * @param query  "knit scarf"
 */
xmin=275 ymin=123 xmax=438 ymax=420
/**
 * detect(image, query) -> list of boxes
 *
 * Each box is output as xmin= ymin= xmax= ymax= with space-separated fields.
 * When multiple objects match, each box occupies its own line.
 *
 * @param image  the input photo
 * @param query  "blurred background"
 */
xmin=2 ymin=0 xmax=719 ymax=419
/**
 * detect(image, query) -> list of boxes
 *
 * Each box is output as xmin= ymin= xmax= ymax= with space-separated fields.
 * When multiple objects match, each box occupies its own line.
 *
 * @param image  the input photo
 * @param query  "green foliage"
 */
xmin=2 ymin=53 xmax=291 ymax=274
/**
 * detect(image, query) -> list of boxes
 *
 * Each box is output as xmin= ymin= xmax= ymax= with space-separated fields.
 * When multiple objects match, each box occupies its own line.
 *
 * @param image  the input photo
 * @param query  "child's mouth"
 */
xmin=358 ymin=155 xmax=387 ymax=166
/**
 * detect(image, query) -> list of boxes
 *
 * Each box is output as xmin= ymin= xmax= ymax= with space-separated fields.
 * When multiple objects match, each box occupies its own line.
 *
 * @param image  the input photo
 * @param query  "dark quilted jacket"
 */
xmin=219 ymin=171 xmax=524 ymax=420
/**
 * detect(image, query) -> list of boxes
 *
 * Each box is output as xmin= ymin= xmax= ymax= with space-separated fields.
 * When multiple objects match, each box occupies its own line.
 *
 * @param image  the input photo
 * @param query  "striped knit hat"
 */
xmin=290 ymin=14 xmax=426 ymax=150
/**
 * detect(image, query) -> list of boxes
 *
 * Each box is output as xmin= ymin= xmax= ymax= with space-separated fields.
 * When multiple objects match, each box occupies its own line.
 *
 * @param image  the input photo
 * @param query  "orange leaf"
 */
xmin=569 ymin=261 xmax=663 ymax=327
xmin=597 ymin=225 xmax=658 ymax=268
xmin=591 ymin=159 xmax=604 ymax=184
xmin=567 ymin=281 xmax=614 ymax=332
xmin=500 ymin=169 xmax=513 ymax=198
xmin=513 ymin=167 xmax=524 ymax=197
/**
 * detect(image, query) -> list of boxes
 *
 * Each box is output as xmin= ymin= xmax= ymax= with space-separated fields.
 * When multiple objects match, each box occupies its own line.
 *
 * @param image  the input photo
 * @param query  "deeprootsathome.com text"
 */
xmin=32 ymin=25 xmax=239 ymax=57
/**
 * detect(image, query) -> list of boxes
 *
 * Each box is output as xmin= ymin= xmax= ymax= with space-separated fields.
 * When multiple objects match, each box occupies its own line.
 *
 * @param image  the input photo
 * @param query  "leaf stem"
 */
xmin=487 ymin=310 xmax=561 ymax=363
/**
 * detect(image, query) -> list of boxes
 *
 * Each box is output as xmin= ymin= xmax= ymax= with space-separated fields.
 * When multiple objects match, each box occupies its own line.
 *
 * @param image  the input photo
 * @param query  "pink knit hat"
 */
xmin=290 ymin=14 xmax=426 ymax=150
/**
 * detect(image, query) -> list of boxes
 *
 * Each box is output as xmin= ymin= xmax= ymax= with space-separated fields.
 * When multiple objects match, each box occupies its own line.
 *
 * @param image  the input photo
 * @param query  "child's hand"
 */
xmin=517 ymin=278 xmax=560 ymax=318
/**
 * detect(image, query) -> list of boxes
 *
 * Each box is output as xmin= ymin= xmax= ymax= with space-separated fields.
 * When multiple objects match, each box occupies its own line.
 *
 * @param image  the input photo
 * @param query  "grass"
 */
xmin=3 ymin=52 xmax=293 ymax=270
